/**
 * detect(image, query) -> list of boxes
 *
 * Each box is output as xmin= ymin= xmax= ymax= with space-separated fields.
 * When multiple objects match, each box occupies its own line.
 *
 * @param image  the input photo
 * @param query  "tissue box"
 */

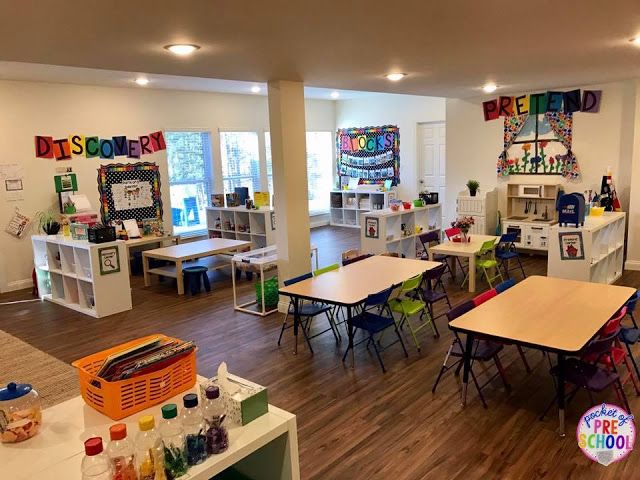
xmin=201 ymin=374 xmax=268 ymax=427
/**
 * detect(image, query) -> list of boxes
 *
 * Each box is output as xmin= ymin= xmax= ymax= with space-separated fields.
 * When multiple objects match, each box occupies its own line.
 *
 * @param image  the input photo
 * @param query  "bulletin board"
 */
xmin=336 ymin=125 xmax=400 ymax=185
xmin=98 ymin=162 xmax=163 ymax=225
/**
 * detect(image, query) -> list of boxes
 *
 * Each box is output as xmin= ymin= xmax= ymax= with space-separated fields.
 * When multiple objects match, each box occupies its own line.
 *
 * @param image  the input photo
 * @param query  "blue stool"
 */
xmin=183 ymin=266 xmax=211 ymax=295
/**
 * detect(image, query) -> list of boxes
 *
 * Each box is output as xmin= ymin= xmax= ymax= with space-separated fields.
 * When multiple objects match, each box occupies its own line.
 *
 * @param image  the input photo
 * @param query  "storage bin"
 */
xmin=72 ymin=334 xmax=197 ymax=420
xmin=255 ymin=277 xmax=279 ymax=309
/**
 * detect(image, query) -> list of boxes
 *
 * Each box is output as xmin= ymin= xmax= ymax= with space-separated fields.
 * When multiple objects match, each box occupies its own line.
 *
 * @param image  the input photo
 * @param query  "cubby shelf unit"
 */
xmin=360 ymin=204 xmax=442 ymax=259
xmin=206 ymin=206 xmax=275 ymax=249
xmin=547 ymin=212 xmax=626 ymax=285
xmin=330 ymin=190 xmax=396 ymax=228
xmin=31 ymin=236 xmax=132 ymax=318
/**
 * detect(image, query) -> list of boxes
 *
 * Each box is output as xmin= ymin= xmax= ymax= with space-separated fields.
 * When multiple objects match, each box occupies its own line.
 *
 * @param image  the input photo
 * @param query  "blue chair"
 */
xmin=620 ymin=291 xmax=640 ymax=379
xmin=277 ymin=272 xmax=339 ymax=353
xmin=496 ymin=233 xmax=526 ymax=279
xmin=183 ymin=265 xmax=211 ymax=295
xmin=495 ymin=278 xmax=516 ymax=294
xmin=431 ymin=300 xmax=509 ymax=408
xmin=341 ymin=286 xmax=408 ymax=373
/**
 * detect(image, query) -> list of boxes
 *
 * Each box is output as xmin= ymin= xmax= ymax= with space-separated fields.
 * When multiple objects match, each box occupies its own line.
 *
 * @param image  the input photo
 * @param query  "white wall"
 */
xmin=625 ymin=80 xmax=640 ymax=269
xmin=445 ymin=81 xmax=637 ymax=227
xmin=336 ymin=94 xmax=446 ymax=200
xmin=0 ymin=80 xmax=335 ymax=292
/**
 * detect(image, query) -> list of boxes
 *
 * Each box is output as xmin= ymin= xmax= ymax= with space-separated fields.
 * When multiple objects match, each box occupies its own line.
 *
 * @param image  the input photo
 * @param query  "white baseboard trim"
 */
xmin=310 ymin=219 xmax=330 ymax=228
xmin=5 ymin=279 xmax=32 ymax=292
xmin=624 ymin=260 xmax=640 ymax=271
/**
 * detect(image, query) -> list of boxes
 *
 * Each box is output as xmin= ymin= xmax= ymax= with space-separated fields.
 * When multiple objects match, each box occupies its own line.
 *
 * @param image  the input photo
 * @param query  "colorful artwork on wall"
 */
xmin=97 ymin=162 xmax=162 ymax=225
xmin=336 ymin=125 xmax=400 ymax=185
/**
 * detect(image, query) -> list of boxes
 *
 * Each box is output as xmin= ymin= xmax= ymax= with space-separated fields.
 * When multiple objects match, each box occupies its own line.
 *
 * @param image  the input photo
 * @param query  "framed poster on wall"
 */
xmin=558 ymin=232 xmax=585 ymax=260
xmin=365 ymin=217 xmax=379 ymax=239
xmin=98 ymin=246 xmax=121 ymax=275
xmin=97 ymin=162 xmax=162 ymax=225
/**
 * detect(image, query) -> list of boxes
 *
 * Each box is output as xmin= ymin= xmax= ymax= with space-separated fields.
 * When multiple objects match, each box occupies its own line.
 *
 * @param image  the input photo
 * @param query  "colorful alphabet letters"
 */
xmin=35 ymin=131 xmax=166 ymax=159
xmin=483 ymin=89 xmax=602 ymax=121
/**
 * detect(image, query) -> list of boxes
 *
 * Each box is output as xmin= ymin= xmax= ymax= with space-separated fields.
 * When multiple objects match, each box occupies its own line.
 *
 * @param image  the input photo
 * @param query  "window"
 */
xmin=165 ymin=131 xmax=212 ymax=236
xmin=219 ymin=132 xmax=261 ymax=197
xmin=265 ymin=131 xmax=334 ymax=214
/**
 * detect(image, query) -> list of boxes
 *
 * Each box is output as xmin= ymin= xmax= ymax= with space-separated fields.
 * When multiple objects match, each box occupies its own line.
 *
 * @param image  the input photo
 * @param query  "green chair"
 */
xmin=389 ymin=274 xmax=439 ymax=351
xmin=463 ymin=239 xmax=504 ymax=289
xmin=313 ymin=263 xmax=339 ymax=276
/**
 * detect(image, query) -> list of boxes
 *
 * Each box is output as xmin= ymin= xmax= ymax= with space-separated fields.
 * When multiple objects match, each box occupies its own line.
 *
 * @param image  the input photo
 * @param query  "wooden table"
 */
xmin=124 ymin=234 xmax=179 ymax=272
xmin=143 ymin=238 xmax=251 ymax=294
xmin=279 ymin=255 xmax=441 ymax=360
xmin=428 ymin=234 xmax=499 ymax=292
xmin=1 ymin=374 xmax=300 ymax=480
xmin=449 ymin=275 xmax=634 ymax=435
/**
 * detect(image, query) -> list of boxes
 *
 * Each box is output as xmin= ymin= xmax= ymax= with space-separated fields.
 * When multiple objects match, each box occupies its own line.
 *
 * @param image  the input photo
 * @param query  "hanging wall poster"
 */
xmin=98 ymin=246 xmax=121 ymax=275
xmin=98 ymin=162 xmax=162 ymax=225
xmin=558 ymin=232 xmax=585 ymax=260
xmin=5 ymin=209 xmax=31 ymax=238
xmin=337 ymin=125 xmax=400 ymax=186
xmin=365 ymin=217 xmax=379 ymax=239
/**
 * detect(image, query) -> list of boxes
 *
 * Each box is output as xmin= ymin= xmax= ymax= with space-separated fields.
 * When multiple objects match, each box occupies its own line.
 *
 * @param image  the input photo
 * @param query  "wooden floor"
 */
xmin=2 ymin=226 xmax=640 ymax=479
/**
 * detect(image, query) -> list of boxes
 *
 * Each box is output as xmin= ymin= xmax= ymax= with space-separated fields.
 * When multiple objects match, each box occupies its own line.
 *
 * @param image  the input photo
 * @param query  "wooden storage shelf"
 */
xmin=329 ymin=189 xmax=396 ymax=228
xmin=31 ymin=236 xmax=131 ymax=317
xmin=547 ymin=212 xmax=625 ymax=284
xmin=206 ymin=206 xmax=275 ymax=248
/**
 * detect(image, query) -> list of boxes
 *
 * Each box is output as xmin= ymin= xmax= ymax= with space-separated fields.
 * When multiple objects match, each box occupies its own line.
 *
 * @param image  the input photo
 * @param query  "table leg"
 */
xmin=232 ymin=260 xmax=238 ymax=309
xmin=347 ymin=306 xmax=354 ymax=369
xmin=461 ymin=333 xmax=474 ymax=407
xmin=428 ymin=250 xmax=434 ymax=261
xmin=293 ymin=297 xmax=300 ymax=355
xmin=557 ymin=353 xmax=566 ymax=437
xmin=468 ymin=254 xmax=476 ymax=293
xmin=176 ymin=260 xmax=184 ymax=295
xmin=313 ymin=247 xmax=319 ymax=271
xmin=143 ymin=255 xmax=151 ymax=287
xmin=450 ymin=256 xmax=457 ymax=278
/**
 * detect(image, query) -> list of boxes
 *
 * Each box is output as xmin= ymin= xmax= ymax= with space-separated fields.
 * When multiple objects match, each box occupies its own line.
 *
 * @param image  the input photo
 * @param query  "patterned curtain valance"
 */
xmin=496 ymin=114 xmax=528 ymax=177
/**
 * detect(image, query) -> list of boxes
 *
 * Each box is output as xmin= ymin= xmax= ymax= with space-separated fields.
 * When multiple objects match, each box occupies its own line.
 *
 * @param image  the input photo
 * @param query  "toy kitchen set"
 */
xmin=501 ymin=183 xmax=562 ymax=251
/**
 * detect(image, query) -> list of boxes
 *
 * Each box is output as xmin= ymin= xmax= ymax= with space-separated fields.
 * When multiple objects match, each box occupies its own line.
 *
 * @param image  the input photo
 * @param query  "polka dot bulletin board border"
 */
xmin=336 ymin=125 xmax=400 ymax=185
xmin=97 ymin=162 xmax=163 ymax=225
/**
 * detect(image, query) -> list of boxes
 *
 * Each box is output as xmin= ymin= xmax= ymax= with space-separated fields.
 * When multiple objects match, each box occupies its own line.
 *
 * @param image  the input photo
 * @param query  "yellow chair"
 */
xmin=389 ymin=274 xmax=439 ymax=350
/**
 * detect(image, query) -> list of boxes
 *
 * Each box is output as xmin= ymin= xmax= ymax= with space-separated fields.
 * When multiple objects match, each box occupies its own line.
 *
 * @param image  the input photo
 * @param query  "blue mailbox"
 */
xmin=557 ymin=193 xmax=586 ymax=227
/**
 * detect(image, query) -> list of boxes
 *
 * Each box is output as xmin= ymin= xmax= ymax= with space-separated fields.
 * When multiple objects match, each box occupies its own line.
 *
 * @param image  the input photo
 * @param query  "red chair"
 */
xmin=472 ymin=288 xmax=497 ymax=306
xmin=444 ymin=228 xmax=468 ymax=279
xmin=582 ymin=306 xmax=640 ymax=399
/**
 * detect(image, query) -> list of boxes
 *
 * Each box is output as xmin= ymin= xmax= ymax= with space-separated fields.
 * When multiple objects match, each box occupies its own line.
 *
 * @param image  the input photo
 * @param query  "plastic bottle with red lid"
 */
xmin=82 ymin=437 xmax=113 ymax=480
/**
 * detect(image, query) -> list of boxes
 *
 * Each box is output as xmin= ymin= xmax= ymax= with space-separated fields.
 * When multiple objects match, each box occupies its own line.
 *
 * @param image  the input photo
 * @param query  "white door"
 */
xmin=418 ymin=122 xmax=446 ymax=222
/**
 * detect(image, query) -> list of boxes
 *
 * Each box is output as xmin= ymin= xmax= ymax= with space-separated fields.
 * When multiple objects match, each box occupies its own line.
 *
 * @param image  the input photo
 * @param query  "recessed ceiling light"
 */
xmin=164 ymin=44 xmax=201 ymax=56
xmin=250 ymin=85 xmax=261 ymax=93
xmin=330 ymin=91 xmax=340 ymax=99
xmin=385 ymin=73 xmax=406 ymax=82
xmin=630 ymin=37 xmax=640 ymax=46
xmin=135 ymin=77 xmax=149 ymax=86
xmin=483 ymin=83 xmax=498 ymax=93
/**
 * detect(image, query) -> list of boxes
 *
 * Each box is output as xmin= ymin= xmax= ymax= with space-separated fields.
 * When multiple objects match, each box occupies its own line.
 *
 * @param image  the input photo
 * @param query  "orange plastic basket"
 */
xmin=72 ymin=334 xmax=197 ymax=420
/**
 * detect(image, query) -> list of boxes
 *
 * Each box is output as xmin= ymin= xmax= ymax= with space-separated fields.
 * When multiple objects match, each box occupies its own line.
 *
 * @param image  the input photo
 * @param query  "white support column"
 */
xmin=267 ymin=81 xmax=312 ymax=299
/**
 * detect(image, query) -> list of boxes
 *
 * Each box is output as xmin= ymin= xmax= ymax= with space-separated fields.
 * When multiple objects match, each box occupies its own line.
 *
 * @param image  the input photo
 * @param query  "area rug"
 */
xmin=0 ymin=330 xmax=79 ymax=408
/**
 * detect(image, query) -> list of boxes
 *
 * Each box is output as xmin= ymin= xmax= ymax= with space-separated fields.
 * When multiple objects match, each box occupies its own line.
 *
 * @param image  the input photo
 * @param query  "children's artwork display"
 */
xmin=98 ymin=162 xmax=162 ymax=225
xmin=5 ymin=208 xmax=31 ymax=238
xmin=490 ymin=90 xmax=599 ymax=179
xmin=337 ymin=125 xmax=400 ymax=185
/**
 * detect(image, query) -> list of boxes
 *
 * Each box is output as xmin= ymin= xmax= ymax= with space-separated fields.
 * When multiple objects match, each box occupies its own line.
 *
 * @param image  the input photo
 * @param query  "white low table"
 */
xmin=143 ymin=238 xmax=251 ymax=294
xmin=1 ymin=374 xmax=300 ymax=480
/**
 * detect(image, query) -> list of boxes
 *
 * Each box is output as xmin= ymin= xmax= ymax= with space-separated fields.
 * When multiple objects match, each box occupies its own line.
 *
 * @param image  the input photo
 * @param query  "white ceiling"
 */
xmin=0 ymin=61 xmax=377 ymax=100
xmin=1 ymin=1 xmax=640 ymax=97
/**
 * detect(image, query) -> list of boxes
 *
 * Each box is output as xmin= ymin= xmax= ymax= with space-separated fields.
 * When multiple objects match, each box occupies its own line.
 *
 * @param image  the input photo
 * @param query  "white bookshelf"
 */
xmin=206 ymin=206 xmax=276 ymax=249
xmin=330 ymin=190 xmax=396 ymax=228
xmin=31 ymin=236 xmax=132 ymax=318
xmin=360 ymin=204 xmax=442 ymax=259
xmin=547 ymin=212 xmax=626 ymax=284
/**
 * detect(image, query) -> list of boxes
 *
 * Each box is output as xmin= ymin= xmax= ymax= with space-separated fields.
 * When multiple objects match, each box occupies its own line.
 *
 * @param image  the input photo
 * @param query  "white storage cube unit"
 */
xmin=360 ymin=204 xmax=441 ymax=259
xmin=206 ymin=206 xmax=275 ymax=249
xmin=455 ymin=188 xmax=498 ymax=235
xmin=330 ymin=190 xmax=396 ymax=228
xmin=32 ymin=236 xmax=132 ymax=318
xmin=547 ymin=212 xmax=625 ymax=284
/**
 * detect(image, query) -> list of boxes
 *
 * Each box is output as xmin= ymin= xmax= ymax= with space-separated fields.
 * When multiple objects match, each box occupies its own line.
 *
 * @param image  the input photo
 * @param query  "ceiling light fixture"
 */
xmin=251 ymin=85 xmax=261 ymax=93
xmin=330 ymin=91 xmax=340 ymax=99
xmin=164 ymin=44 xmax=201 ymax=56
xmin=135 ymin=77 xmax=149 ymax=86
xmin=482 ymin=83 xmax=498 ymax=93
xmin=630 ymin=37 xmax=640 ymax=46
xmin=385 ymin=73 xmax=406 ymax=82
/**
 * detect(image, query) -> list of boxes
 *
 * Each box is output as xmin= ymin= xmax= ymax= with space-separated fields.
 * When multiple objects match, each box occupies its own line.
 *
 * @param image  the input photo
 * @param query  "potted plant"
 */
xmin=466 ymin=180 xmax=480 ymax=197
xmin=451 ymin=216 xmax=475 ymax=242
xmin=36 ymin=210 xmax=61 ymax=235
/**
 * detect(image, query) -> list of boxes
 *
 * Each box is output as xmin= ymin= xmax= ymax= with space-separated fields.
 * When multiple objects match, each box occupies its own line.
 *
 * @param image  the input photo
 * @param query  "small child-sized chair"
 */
xmin=463 ymin=239 xmax=504 ymax=289
xmin=183 ymin=266 xmax=211 ymax=295
xmin=495 ymin=232 xmax=526 ymax=279
xmin=389 ymin=274 xmax=439 ymax=351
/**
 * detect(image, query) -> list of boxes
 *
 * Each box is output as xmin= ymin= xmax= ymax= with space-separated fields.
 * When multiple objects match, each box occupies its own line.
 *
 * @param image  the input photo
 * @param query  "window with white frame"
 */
xmin=165 ymin=131 xmax=212 ymax=236
xmin=265 ymin=131 xmax=333 ymax=214
xmin=219 ymin=132 xmax=261 ymax=197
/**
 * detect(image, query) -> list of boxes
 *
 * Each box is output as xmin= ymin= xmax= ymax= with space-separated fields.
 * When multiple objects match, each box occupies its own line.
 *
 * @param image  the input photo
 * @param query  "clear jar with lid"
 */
xmin=0 ymin=382 xmax=42 ymax=443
